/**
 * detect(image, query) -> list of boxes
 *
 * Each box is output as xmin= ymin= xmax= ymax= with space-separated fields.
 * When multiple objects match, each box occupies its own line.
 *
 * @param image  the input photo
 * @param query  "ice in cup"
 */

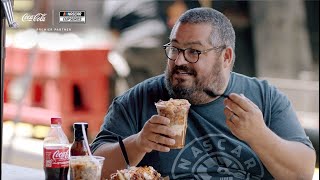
xmin=155 ymin=98 xmax=190 ymax=149
xmin=70 ymin=156 xmax=105 ymax=180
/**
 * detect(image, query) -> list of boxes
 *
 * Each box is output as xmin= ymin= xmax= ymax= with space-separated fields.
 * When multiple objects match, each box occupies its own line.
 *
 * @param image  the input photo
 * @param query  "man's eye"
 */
xmin=170 ymin=47 xmax=178 ymax=52
xmin=188 ymin=49 xmax=200 ymax=55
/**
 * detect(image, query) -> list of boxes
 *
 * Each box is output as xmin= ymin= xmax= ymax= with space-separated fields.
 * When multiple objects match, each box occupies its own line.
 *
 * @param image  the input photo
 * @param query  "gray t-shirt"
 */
xmin=91 ymin=72 xmax=313 ymax=179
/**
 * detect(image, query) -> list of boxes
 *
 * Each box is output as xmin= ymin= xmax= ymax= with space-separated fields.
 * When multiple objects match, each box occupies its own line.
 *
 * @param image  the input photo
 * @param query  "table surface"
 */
xmin=2 ymin=163 xmax=45 ymax=180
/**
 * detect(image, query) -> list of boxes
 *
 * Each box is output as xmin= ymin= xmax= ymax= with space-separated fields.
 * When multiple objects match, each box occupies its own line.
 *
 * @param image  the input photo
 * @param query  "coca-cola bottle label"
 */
xmin=44 ymin=146 xmax=69 ymax=168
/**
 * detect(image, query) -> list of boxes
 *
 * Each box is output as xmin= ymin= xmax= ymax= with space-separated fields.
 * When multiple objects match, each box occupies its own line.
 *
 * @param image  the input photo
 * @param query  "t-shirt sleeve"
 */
xmin=89 ymin=75 xmax=166 ymax=153
xmin=90 ymin=97 xmax=138 ymax=153
xmin=268 ymin=86 xmax=314 ymax=150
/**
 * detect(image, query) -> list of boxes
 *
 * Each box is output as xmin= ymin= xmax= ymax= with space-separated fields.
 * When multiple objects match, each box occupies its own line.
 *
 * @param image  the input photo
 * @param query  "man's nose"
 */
xmin=174 ymin=52 xmax=189 ymax=66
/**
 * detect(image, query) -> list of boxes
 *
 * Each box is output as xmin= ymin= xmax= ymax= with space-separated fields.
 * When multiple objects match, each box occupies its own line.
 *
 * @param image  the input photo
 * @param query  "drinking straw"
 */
xmin=81 ymin=124 xmax=99 ymax=164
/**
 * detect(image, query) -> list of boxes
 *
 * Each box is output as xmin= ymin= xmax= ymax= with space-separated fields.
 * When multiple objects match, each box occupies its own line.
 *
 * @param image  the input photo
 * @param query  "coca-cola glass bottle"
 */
xmin=43 ymin=117 xmax=70 ymax=180
xmin=70 ymin=122 xmax=89 ymax=156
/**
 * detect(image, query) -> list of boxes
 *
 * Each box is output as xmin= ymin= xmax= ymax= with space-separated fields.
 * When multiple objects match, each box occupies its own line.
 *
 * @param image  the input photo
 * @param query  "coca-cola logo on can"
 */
xmin=22 ymin=13 xmax=47 ymax=22
xmin=52 ymin=149 xmax=69 ymax=162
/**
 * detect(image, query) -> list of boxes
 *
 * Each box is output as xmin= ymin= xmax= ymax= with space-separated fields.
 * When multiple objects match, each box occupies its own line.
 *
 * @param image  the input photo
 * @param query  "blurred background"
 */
xmin=1 ymin=0 xmax=319 ymax=178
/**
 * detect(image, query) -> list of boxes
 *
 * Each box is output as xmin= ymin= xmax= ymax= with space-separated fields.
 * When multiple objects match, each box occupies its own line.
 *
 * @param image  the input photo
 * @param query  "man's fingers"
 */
xmin=226 ymin=93 xmax=254 ymax=112
xmin=225 ymin=114 xmax=236 ymax=130
xmin=148 ymin=123 xmax=175 ymax=137
xmin=241 ymin=94 xmax=259 ymax=109
xmin=224 ymin=108 xmax=239 ymax=125
xmin=149 ymin=115 xmax=170 ymax=125
xmin=149 ymin=133 xmax=175 ymax=146
xmin=148 ymin=141 xmax=170 ymax=152
xmin=224 ymin=98 xmax=246 ymax=117
xmin=229 ymin=93 xmax=251 ymax=111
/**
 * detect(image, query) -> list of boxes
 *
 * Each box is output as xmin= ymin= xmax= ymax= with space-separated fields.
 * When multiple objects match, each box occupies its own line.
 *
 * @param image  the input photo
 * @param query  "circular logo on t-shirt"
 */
xmin=171 ymin=134 xmax=265 ymax=179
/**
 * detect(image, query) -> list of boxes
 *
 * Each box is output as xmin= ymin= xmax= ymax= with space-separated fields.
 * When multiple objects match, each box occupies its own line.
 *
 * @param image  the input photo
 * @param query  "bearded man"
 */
xmin=91 ymin=7 xmax=315 ymax=180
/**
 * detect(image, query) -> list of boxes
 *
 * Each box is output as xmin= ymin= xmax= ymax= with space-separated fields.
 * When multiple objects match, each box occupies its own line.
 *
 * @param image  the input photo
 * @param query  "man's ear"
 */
xmin=222 ymin=47 xmax=233 ymax=68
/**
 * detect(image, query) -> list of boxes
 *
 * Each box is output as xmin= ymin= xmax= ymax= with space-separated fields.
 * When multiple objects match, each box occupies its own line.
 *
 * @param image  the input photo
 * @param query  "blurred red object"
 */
xmin=3 ymin=47 xmax=113 ymax=139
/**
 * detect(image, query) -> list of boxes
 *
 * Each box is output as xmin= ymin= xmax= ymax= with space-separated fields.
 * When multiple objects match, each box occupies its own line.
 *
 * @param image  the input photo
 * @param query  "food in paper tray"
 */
xmin=110 ymin=166 xmax=162 ymax=180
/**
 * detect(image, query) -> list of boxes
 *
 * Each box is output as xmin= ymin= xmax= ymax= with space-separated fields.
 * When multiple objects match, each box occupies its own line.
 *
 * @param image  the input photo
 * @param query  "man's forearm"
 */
xmin=249 ymin=127 xmax=316 ymax=180
xmin=93 ymin=134 xmax=146 ymax=179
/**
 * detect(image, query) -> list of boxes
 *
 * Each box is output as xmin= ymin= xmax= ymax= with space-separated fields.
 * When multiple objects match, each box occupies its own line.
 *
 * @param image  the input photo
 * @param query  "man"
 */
xmin=91 ymin=8 xmax=316 ymax=179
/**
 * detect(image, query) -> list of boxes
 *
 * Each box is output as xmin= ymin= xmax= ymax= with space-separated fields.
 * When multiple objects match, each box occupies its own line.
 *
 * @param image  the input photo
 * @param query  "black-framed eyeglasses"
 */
xmin=163 ymin=43 xmax=226 ymax=63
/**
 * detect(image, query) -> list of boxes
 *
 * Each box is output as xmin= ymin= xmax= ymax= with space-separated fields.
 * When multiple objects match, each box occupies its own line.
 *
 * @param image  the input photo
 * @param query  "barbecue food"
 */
xmin=110 ymin=166 xmax=162 ymax=180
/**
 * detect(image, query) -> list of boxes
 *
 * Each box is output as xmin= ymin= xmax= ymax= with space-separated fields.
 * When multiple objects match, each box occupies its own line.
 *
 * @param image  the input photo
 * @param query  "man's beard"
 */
xmin=164 ymin=61 xmax=225 ymax=105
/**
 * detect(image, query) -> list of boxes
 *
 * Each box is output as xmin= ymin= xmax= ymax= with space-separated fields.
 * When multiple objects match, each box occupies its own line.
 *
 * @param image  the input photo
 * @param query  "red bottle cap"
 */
xmin=51 ymin=117 xmax=62 ymax=125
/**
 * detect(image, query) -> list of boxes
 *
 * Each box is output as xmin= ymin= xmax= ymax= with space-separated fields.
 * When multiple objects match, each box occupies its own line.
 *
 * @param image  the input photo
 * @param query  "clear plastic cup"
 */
xmin=70 ymin=156 xmax=105 ymax=180
xmin=155 ymin=98 xmax=190 ymax=149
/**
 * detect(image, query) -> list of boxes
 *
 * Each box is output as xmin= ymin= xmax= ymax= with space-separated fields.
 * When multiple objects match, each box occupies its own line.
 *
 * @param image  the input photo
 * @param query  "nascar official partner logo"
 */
xmin=59 ymin=11 xmax=85 ymax=23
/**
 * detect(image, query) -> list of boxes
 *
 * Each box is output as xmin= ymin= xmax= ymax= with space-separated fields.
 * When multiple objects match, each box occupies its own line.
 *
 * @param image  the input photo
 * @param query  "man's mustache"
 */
xmin=171 ymin=65 xmax=197 ymax=76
